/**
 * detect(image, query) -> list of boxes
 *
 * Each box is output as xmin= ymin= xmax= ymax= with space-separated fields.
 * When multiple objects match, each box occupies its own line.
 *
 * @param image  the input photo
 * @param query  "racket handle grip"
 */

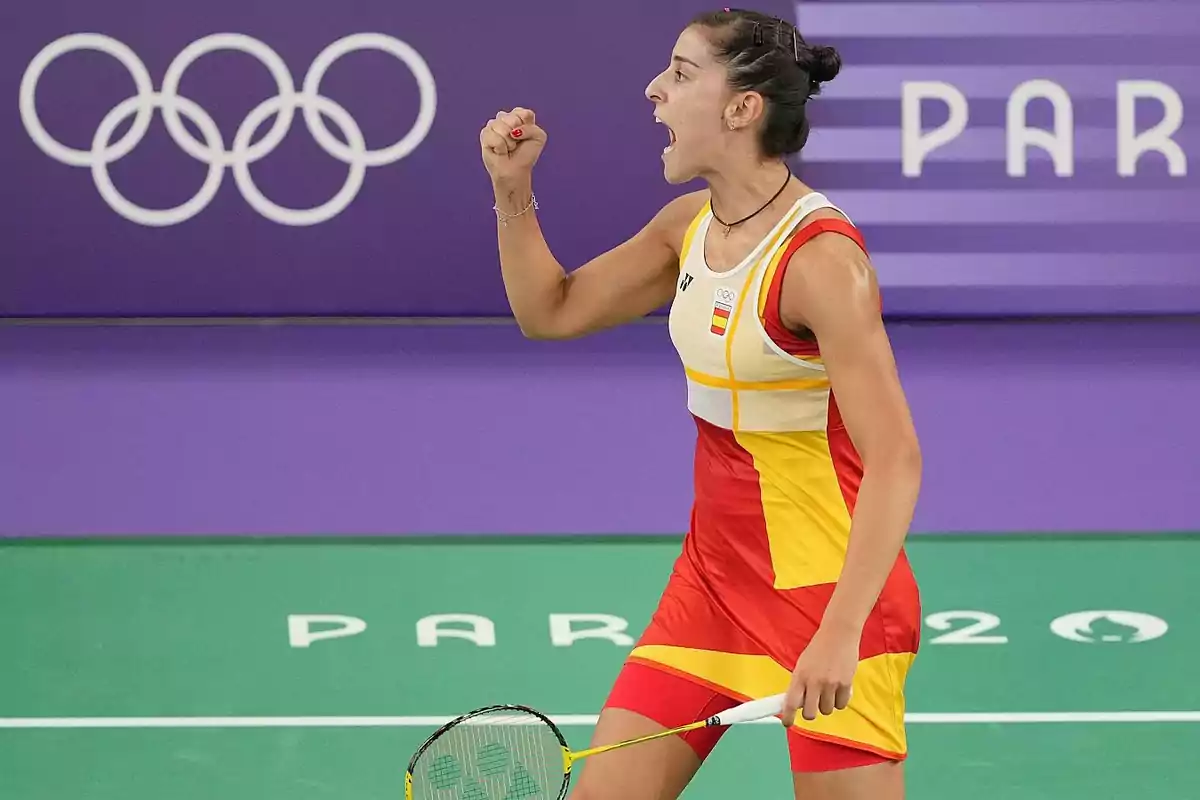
xmin=707 ymin=693 xmax=785 ymax=726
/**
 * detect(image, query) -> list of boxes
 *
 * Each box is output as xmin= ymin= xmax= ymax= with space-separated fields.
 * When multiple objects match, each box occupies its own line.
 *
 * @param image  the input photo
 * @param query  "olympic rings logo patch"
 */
xmin=19 ymin=33 xmax=437 ymax=227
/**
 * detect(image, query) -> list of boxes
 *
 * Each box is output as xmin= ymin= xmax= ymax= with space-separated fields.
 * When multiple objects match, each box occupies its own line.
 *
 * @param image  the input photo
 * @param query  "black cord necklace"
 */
xmin=711 ymin=166 xmax=793 ymax=237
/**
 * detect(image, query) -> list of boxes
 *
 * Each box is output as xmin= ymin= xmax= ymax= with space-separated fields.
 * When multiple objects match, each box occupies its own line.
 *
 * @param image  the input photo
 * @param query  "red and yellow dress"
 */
xmin=603 ymin=192 xmax=922 ymax=773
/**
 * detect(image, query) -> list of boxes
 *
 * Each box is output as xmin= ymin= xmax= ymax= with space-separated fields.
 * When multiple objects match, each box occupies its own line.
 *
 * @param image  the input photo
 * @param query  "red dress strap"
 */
xmin=761 ymin=218 xmax=869 ymax=358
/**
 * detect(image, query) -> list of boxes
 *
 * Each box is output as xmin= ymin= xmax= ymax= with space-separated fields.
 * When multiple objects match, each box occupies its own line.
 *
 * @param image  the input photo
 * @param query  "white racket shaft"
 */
xmin=705 ymin=693 xmax=786 ymax=726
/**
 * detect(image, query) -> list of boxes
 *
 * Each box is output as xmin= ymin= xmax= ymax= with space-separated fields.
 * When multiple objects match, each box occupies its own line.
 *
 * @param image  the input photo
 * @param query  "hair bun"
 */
xmin=805 ymin=44 xmax=842 ymax=84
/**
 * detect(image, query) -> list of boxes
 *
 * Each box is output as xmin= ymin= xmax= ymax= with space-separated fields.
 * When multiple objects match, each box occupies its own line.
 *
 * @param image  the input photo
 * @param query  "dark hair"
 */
xmin=689 ymin=8 xmax=842 ymax=158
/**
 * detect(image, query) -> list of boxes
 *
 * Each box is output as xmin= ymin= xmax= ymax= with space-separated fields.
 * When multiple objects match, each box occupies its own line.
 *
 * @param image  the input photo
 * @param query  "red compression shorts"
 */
xmin=603 ymin=660 xmax=897 ymax=773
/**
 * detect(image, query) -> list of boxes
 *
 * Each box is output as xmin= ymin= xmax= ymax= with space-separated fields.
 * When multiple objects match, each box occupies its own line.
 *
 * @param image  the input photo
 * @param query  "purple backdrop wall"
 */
xmin=5 ymin=0 xmax=1198 ymax=539
xmin=4 ymin=0 xmax=1198 ymax=318
xmin=2 ymin=320 xmax=1197 ymax=537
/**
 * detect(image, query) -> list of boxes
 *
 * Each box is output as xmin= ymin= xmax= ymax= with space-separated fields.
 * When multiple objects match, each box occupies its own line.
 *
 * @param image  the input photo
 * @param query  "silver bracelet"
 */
xmin=493 ymin=193 xmax=538 ymax=227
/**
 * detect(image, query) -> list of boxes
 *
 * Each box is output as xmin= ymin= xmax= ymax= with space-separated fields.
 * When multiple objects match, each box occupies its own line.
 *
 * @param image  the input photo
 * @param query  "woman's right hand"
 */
xmin=480 ymin=107 xmax=546 ymax=186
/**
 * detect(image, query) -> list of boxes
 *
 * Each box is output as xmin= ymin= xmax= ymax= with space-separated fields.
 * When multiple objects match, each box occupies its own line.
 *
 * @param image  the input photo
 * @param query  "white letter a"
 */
xmin=417 ymin=614 xmax=496 ymax=647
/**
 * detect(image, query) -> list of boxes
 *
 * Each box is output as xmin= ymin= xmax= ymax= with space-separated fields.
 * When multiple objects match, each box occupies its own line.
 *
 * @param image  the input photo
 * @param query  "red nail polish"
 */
xmin=512 ymin=128 xmax=523 ymax=138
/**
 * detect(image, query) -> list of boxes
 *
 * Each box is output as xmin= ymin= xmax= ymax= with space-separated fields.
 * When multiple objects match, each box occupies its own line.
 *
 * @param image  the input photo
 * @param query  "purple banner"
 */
xmin=2 ymin=0 xmax=1198 ymax=318
xmin=796 ymin=0 xmax=1200 ymax=315
xmin=2 ymin=321 xmax=1198 ymax=537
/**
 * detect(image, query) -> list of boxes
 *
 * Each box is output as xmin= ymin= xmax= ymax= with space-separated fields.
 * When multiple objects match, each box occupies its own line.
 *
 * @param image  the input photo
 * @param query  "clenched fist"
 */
xmin=480 ymin=107 xmax=546 ymax=185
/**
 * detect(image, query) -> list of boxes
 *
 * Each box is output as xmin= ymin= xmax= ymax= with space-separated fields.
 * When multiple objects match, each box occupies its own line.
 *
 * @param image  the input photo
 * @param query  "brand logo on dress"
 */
xmin=710 ymin=287 xmax=736 ymax=336
xmin=680 ymin=273 xmax=694 ymax=292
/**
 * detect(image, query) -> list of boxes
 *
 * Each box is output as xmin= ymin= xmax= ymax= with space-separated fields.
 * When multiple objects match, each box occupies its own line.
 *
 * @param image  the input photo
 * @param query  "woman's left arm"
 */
xmin=777 ymin=225 xmax=923 ymax=726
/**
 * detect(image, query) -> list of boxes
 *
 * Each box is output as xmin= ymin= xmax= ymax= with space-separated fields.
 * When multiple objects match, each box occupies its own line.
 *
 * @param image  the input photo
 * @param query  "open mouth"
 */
xmin=656 ymin=115 xmax=677 ymax=154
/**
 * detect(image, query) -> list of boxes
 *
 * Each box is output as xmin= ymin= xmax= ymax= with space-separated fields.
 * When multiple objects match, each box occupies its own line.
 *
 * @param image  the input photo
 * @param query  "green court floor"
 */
xmin=1 ymin=535 xmax=1196 ymax=798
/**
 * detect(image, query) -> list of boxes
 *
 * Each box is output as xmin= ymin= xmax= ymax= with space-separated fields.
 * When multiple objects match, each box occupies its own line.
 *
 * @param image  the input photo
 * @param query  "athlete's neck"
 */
xmin=704 ymin=160 xmax=796 ymax=226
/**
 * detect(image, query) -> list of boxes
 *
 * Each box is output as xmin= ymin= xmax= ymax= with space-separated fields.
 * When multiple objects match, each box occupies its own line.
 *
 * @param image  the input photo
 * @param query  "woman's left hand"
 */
xmin=780 ymin=625 xmax=860 ymax=726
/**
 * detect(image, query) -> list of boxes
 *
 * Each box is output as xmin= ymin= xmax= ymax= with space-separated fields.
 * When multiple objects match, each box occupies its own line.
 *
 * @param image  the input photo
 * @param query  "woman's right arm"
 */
xmin=482 ymin=107 xmax=704 ymax=340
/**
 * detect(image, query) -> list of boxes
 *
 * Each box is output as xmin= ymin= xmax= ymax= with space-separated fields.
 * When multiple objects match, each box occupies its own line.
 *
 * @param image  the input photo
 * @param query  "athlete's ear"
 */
xmin=724 ymin=91 xmax=764 ymax=131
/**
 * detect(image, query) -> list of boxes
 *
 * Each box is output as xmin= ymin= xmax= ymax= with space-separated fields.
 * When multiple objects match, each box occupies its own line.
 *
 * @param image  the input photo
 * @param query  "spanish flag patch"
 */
xmin=710 ymin=287 xmax=735 ymax=336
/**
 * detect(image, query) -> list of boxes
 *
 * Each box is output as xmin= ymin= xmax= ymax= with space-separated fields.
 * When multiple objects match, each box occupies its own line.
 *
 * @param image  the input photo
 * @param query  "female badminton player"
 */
xmin=479 ymin=8 xmax=922 ymax=800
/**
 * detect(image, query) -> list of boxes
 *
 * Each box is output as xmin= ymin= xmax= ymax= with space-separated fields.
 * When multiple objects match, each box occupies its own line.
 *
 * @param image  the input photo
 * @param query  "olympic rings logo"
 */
xmin=19 ymin=32 xmax=437 ymax=227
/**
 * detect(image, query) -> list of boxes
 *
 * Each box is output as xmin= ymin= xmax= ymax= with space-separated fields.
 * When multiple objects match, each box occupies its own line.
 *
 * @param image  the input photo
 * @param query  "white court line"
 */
xmin=1 ymin=712 xmax=1199 ymax=729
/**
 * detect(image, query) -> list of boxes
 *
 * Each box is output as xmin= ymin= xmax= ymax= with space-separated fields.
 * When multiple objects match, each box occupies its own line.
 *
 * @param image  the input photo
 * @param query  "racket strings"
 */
xmin=408 ymin=709 xmax=566 ymax=799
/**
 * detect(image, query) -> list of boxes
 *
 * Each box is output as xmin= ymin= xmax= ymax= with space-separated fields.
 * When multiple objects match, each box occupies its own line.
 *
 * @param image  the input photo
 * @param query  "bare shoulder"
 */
xmin=648 ymin=190 xmax=710 ymax=258
xmin=778 ymin=207 xmax=879 ymax=332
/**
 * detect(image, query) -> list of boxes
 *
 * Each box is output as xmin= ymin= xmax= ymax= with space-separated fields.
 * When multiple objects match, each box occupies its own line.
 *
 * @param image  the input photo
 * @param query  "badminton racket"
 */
xmin=404 ymin=692 xmax=785 ymax=799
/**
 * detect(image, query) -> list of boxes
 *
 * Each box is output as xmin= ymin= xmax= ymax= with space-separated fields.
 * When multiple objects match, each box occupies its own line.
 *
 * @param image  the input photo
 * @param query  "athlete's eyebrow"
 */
xmin=672 ymin=54 xmax=702 ymax=70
